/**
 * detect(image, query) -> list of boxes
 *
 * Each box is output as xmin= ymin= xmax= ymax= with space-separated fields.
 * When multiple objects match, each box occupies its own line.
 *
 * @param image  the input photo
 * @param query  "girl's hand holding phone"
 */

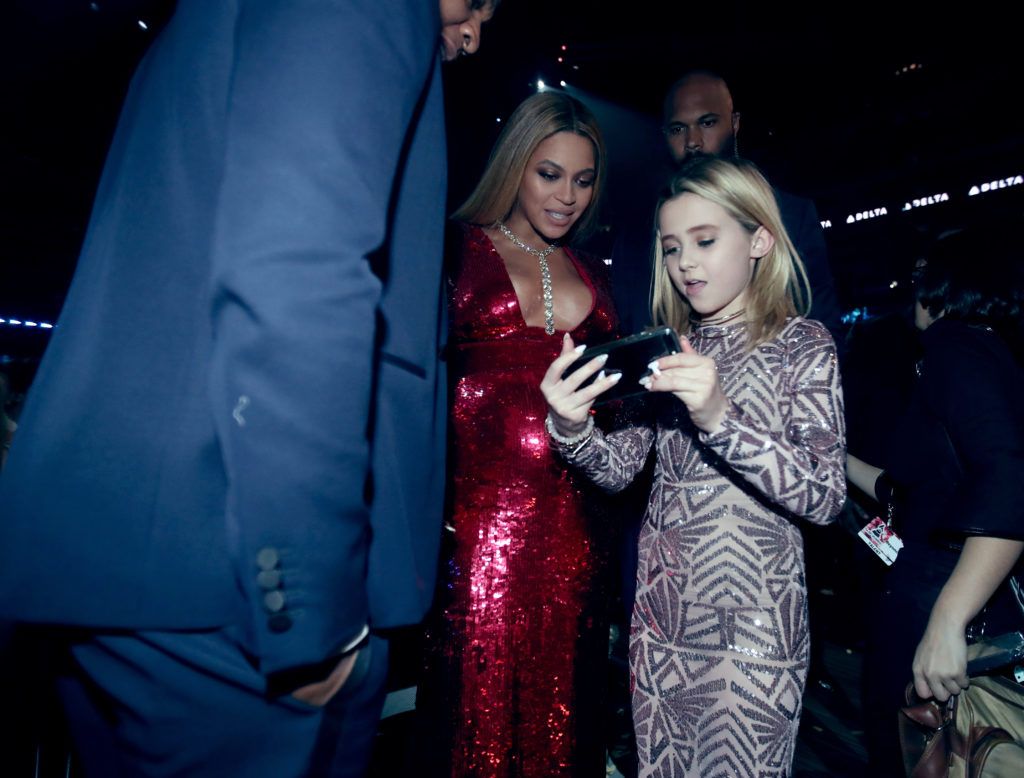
xmin=541 ymin=333 xmax=622 ymax=436
xmin=643 ymin=337 xmax=729 ymax=433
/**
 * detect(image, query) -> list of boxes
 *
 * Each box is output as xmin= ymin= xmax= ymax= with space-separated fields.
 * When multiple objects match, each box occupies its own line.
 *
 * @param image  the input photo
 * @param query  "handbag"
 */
xmin=898 ymin=632 xmax=1024 ymax=777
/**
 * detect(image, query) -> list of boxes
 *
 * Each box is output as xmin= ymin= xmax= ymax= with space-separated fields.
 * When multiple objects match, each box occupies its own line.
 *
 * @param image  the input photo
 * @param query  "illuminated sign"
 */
xmin=0 ymin=316 xmax=53 ymax=329
xmin=968 ymin=175 xmax=1023 ymax=196
xmin=820 ymin=220 xmax=832 ymax=229
xmin=846 ymin=207 xmax=888 ymax=224
xmin=901 ymin=193 xmax=949 ymax=211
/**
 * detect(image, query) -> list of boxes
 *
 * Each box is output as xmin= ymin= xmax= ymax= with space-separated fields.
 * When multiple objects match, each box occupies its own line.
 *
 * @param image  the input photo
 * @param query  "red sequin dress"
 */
xmin=422 ymin=225 xmax=618 ymax=777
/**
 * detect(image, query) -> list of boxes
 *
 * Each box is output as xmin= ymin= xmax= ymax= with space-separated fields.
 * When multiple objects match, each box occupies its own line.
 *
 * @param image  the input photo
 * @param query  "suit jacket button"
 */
xmin=263 ymin=590 xmax=286 ymax=613
xmin=268 ymin=613 xmax=292 ymax=633
xmin=257 ymin=569 xmax=282 ymax=590
xmin=256 ymin=547 xmax=280 ymax=571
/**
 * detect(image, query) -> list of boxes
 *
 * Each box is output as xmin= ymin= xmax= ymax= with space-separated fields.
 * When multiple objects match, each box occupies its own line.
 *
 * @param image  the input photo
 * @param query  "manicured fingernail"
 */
xmin=574 ymin=344 xmax=587 ymax=354
xmin=598 ymin=370 xmax=606 ymax=380
xmin=638 ymin=376 xmax=652 ymax=388
xmin=647 ymin=361 xmax=661 ymax=375
xmin=609 ymin=372 xmax=622 ymax=383
xmin=597 ymin=353 xmax=609 ymax=364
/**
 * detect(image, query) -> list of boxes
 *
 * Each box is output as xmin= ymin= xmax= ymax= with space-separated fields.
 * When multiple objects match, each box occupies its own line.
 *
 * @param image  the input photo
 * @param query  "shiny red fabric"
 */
xmin=430 ymin=225 xmax=618 ymax=776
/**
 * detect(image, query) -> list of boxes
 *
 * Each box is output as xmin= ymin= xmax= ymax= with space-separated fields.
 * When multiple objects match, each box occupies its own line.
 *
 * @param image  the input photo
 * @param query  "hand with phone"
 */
xmin=541 ymin=333 xmax=623 ymax=437
xmin=642 ymin=336 xmax=730 ymax=433
xmin=558 ymin=327 xmax=682 ymax=406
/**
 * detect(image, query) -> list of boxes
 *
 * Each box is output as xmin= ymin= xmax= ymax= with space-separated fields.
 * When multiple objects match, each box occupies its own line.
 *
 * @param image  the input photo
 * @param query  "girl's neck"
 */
xmin=696 ymin=308 xmax=746 ymax=327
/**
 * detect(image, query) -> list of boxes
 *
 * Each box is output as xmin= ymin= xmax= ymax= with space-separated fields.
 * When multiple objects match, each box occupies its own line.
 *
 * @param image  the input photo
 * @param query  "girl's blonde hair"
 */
xmin=651 ymin=157 xmax=811 ymax=347
xmin=452 ymin=91 xmax=606 ymax=243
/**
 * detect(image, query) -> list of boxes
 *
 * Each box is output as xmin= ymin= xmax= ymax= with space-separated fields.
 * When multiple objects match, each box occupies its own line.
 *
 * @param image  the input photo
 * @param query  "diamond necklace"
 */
xmin=497 ymin=222 xmax=559 ymax=335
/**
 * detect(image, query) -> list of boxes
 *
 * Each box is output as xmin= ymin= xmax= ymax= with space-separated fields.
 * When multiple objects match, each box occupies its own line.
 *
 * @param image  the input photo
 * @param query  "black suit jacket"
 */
xmin=883 ymin=318 xmax=1024 ymax=548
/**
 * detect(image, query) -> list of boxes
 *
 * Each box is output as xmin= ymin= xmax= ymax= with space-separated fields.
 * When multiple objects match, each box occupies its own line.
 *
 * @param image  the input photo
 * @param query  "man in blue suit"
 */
xmin=0 ymin=1 xmax=494 ymax=775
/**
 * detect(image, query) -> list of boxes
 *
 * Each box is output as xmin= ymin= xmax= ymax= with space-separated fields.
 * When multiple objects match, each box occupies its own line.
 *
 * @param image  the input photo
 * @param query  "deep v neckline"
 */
xmin=481 ymin=228 xmax=598 ymax=334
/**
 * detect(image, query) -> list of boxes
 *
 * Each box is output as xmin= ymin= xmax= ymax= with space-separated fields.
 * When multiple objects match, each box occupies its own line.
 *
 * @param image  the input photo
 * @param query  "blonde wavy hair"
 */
xmin=651 ymin=157 xmax=811 ymax=347
xmin=452 ymin=91 xmax=606 ymax=243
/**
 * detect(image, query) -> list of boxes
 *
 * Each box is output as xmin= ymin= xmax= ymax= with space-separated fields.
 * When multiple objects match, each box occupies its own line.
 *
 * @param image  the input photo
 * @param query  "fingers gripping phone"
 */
xmin=561 ymin=327 xmax=682 ymax=405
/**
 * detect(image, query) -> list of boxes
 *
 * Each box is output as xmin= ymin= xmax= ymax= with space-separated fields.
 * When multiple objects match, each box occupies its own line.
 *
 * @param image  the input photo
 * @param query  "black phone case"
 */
xmin=562 ymin=327 xmax=682 ymax=405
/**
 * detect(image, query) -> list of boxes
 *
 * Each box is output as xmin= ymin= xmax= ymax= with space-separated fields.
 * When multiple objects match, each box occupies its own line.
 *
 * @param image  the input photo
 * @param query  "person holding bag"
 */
xmin=846 ymin=225 xmax=1024 ymax=776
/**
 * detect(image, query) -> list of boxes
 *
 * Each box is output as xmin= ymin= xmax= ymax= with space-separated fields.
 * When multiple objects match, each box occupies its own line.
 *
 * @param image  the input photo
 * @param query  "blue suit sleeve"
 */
xmin=205 ymin=0 xmax=439 ymax=675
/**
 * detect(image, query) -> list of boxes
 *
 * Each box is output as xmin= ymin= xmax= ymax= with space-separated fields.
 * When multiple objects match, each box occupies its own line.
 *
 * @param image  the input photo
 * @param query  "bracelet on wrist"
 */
xmin=545 ymin=414 xmax=594 ymax=447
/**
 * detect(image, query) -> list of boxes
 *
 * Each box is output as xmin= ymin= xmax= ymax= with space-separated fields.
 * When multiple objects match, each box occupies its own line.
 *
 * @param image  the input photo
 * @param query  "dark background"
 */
xmin=3 ymin=0 xmax=1023 ymax=383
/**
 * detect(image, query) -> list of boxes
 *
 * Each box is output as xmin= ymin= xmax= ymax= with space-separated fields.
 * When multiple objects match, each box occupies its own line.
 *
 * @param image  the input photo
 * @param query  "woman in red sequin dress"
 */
xmin=417 ymin=92 xmax=618 ymax=776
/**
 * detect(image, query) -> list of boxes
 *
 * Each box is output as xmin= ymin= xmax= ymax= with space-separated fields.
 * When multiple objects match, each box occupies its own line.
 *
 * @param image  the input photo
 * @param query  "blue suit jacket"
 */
xmin=0 ymin=0 xmax=448 ymax=677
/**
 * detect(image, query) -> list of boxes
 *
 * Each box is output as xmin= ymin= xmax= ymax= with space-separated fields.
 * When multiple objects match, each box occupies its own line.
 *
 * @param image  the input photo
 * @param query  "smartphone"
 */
xmin=562 ymin=326 xmax=682 ymax=405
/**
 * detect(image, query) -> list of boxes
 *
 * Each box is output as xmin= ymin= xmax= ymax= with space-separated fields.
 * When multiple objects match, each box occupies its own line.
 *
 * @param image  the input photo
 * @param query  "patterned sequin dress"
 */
xmin=421 ymin=225 xmax=618 ymax=776
xmin=559 ymin=317 xmax=845 ymax=777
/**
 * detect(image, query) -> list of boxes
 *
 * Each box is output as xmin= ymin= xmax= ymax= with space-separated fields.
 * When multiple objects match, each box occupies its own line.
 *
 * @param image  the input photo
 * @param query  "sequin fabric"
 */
xmin=560 ymin=317 xmax=846 ymax=777
xmin=424 ymin=225 xmax=617 ymax=776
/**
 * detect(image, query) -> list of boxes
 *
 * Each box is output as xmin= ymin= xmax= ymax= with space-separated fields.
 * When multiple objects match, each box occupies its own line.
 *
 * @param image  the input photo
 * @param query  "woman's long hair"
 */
xmin=452 ymin=91 xmax=607 ymax=244
xmin=650 ymin=157 xmax=811 ymax=348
